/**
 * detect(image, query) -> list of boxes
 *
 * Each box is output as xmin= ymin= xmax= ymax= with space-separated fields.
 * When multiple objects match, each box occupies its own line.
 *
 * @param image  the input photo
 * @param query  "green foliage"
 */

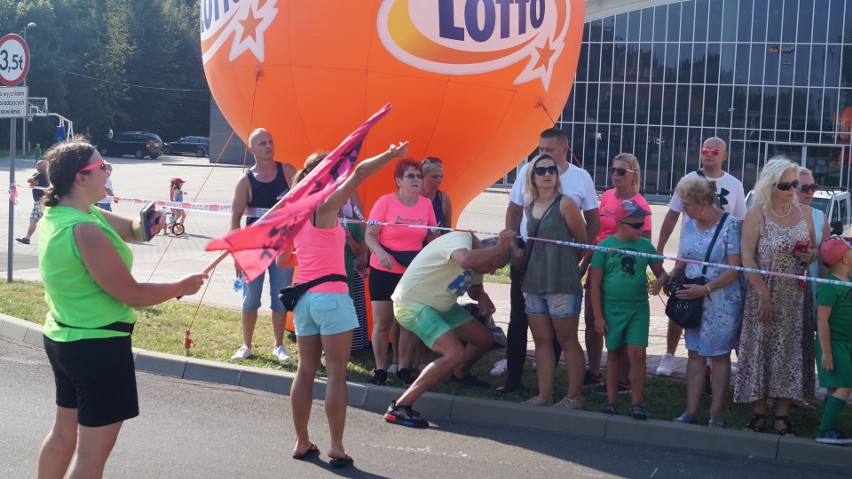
xmin=0 ymin=0 xmax=210 ymax=150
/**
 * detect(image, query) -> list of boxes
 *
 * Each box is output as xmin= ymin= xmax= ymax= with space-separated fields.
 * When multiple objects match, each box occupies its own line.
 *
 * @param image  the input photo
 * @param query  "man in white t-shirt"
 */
xmin=654 ymin=136 xmax=747 ymax=376
xmin=498 ymin=128 xmax=600 ymax=394
xmin=384 ymin=230 xmax=514 ymax=428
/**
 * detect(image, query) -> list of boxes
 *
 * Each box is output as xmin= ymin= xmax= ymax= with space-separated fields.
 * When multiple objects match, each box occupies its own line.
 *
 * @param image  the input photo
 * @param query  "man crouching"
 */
xmin=384 ymin=229 xmax=515 ymax=428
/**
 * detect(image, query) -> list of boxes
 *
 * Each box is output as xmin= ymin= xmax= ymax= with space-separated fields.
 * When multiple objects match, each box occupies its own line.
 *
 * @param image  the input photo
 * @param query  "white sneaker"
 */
xmin=230 ymin=345 xmax=252 ymax=361
xmin=387 ymin=363 xmax=399 ymax=375
xmin=656 ymin=353 xmax=675 ymax=376
xmin=490 ymin=359 xmax=507 ymax=377
xmin=272 ymin=345 xmax=291 ymax=363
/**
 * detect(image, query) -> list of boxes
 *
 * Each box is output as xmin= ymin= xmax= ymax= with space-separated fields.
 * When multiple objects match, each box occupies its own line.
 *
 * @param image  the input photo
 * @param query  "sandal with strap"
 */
xmin=741 ymin=413 xmax=766 ymax=433
xmin=675 ymin=412 xmax=700 ymax=424
xmin=708 ymin=415 xmax=726 ymax=429
xmin=628 ymin=404 xmax=648 ymax=420
xmin=774 ymin=416 xmax=795 ymax=437
xmin=601 ymin=403 xmax=619 ymax=415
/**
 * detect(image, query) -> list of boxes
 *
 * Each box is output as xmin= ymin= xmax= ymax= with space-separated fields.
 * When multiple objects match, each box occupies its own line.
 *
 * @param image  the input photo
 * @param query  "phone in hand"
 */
xmin=139 ymin=202 xmax=157 ymax=241
xmin=793 ymin=239 xmax=810 ymax=254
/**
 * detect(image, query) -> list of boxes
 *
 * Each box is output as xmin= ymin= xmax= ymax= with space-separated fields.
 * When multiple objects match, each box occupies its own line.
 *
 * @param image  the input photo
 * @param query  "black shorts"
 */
xmin=368 ymin=268 xmax=403 ymax=301
xmin=44 ymin=335 xmax=139 ymax=427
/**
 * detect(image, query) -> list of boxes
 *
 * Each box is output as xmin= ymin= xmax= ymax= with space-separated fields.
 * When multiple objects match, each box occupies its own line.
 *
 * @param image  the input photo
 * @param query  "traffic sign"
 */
xmin=0 ymin=86 xmax=27 ymax=118
xmin=0 ymin=33 xmax=30 ymax=86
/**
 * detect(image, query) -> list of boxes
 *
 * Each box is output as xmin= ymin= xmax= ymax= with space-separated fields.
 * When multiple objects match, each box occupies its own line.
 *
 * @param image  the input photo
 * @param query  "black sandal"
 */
xmin=774 ymin=416 xmax=795 ymax=437
xmin=741 ymin=413 xmax=766 ymax=432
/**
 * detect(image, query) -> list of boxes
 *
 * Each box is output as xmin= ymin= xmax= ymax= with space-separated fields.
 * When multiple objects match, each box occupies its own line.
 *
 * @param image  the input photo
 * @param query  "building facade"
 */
xmin=559 ymin=0 xmax=852 ymax=194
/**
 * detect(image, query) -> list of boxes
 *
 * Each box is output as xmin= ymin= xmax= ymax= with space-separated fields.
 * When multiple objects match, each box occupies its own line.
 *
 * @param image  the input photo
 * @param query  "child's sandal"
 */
xmin=774 ymin=416 xmax=795 ymax=437
xmin=741 ymin=413 xmax=766 ymax=432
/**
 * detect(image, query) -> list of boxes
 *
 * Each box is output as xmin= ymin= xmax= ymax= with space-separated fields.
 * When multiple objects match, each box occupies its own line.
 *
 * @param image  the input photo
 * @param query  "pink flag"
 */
xmin=206 ymin=103 xmax=391 ymax=281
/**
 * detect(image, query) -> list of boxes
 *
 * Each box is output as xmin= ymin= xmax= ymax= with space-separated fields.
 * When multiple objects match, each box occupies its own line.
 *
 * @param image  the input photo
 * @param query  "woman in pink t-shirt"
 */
xmin=277 ymin=142 xmax=408 ymax=468
xmin=365 ymin=159 xmax=438 ymax=386
xmin=580 ymin=153 xmax=652 ymax=388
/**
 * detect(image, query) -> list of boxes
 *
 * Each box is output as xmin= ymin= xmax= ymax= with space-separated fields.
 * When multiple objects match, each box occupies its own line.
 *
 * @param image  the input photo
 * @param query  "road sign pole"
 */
xmin=8 ymin=118 xmax=16 ymax=282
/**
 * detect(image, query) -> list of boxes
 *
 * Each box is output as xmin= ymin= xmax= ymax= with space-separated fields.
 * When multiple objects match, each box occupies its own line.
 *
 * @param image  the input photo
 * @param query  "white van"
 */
xmin=745 ymin=188 xmax=852 ymax=236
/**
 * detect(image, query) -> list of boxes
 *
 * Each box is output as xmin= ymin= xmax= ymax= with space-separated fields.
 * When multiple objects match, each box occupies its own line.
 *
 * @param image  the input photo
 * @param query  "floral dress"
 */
xmin=680 ymin=214 xmax=743 ymax=356
xmin=734 ymin=217 xmax=809 ymax=403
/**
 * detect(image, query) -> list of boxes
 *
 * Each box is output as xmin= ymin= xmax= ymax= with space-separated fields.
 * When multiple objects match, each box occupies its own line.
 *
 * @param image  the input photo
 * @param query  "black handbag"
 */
xmin=279 ymin=274 xmax=347 ymax=312
xmin=381 ymin=244 xmax=420 ymax=267
xmin=665 ymin=213 xmax=729 ymax=329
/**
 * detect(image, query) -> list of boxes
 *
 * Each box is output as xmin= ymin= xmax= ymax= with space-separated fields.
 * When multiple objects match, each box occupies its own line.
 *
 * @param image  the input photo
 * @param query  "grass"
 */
xmin=3 ymin=280 xmax=850 ymax=439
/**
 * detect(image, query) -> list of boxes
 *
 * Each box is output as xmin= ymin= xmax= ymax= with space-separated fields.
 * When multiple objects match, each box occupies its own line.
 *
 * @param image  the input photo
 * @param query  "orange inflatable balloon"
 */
xmin=201 ymin=0 xmax=584 ymax=220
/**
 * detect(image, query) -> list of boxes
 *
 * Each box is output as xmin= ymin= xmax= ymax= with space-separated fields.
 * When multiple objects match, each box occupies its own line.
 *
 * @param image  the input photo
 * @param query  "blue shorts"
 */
xmin=242 ymin=265 xmax=294 ymax=313
xmin=523 ymin=292 xmax=582 ymax=318
xmin=394 ymin=303 xmax=474 ymax=348
xmin=293 ymin=292 xmax=359 ymax=336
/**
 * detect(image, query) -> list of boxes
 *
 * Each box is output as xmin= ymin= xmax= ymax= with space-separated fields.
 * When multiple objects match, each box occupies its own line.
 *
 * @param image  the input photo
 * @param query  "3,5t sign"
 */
xmin=0 ymin=34 xmax=30 ymax=87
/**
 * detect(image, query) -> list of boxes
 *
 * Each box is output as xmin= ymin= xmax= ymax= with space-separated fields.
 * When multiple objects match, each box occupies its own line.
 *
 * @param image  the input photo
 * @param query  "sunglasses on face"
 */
xmin=78 ymin=160 xmax=106 ymax=173
xmin=534 ymin=165 xmax=559 ymax=176
xmin=798 ymin=184 xmax=819 ymax=193
xmin=701 ymin=147 xmax=721 ymax=156
xmin=776 ymin=180 xmax=800 ymax=191
xmin=401 ymin=173 xmax=422 ymax=180
xmin=619 ymin=220 xmax=644 ymax=230
xmin=609 ymin=167 xmax=635 ymax=176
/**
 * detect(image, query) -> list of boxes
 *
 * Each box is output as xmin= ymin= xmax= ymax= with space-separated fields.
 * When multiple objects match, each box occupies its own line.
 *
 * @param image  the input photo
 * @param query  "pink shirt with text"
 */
xmin=368 ymin=193 xmax=437 ymax=274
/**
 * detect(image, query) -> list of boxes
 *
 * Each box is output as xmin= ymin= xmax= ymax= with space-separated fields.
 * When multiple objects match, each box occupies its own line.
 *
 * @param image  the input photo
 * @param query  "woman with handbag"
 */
xmin=735 ymin=158 xmax=817 ymax=437
xmin=520 ymin=154 xmax=588 ymax=408
xmin=277 ymin=142 xmax=409 ymax=468
xmin=669 ymin=178 xmax=742 ymax=428
xmin=365 ymin=159 xmax=438 ymax=385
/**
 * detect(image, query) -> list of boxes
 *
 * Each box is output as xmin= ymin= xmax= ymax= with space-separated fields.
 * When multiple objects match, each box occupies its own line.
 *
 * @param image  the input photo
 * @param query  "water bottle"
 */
xmin=233 ymin=277 xmax=244 ymax=292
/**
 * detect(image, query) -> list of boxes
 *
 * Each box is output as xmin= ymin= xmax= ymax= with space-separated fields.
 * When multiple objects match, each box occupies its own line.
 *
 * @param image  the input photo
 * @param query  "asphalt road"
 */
xmin=2 ymin=337 xmax=848 ymax=479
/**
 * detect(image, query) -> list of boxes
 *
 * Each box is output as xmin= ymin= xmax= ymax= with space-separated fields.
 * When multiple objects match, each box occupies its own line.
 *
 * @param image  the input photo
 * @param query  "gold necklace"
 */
xmin=769 ymin=203 xmax=792 ymax=218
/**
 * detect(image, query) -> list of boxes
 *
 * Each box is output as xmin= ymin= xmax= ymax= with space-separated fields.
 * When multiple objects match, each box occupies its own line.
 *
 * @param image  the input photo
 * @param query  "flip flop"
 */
xmin=292 ymin=443 xmax=320 ymax=460
xmin=329 ymin=455 xmax=354 ymax=469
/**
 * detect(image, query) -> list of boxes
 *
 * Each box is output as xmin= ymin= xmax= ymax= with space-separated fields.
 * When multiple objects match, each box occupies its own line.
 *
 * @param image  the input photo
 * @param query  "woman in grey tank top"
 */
xmin=521 ymin=154 xmax=588 ymax=409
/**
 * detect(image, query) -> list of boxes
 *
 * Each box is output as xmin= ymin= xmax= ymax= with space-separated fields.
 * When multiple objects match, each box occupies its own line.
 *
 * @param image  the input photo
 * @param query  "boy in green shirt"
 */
xmin=814 ymin=236 xmax=852 ymax=445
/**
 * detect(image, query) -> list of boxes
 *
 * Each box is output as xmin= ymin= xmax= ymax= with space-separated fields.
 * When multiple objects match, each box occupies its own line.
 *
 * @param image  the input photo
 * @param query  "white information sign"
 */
xmin=0 ymin=86 xmax=28 ymax=118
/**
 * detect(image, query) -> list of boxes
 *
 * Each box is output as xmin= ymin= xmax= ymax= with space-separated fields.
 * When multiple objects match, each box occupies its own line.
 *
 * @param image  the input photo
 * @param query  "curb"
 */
xmin=2 ymin=313 xmax=850 ymax=468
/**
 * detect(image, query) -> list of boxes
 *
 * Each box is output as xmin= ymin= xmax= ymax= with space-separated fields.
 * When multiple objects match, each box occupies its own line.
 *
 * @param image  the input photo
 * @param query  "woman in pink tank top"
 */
xmin=277 ymin=142 xmax=408 ymax=468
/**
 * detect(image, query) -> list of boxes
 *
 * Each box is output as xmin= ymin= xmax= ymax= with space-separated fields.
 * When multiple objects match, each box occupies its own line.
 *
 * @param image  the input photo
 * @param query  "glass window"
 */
xmin=842 ymin=45 xmax=852 ymax=88
xmin=588 ymin=44 xmax=601 ymax=82
xmin=812 ymin=0 xmax=829 ymax=42
xmin=613 ymin=43 xmax=627 ymax=81
xmin=721 ymin=0 xmax=738 ymax=42
xmin=582 ymin=23 xmax=590 ymax=43
xmin=653 ymin=5 xmax=667 ymax=42
xmin=707 ymin=0 xmax=723 ymax=41
xmin=825 ymin=45 xmax=842 ymax=87
xmin=750 ymin=45 xmax=766 ymax=85
xmin=704 ymin=85 xmax=719 ymax=126
xmin=794 ymin=44 xmax=811 ymax=86
xmin=652 ymin=43 xmax=666 ymax=83
xmin=611 ymin=84 xmax=626 ymax=123
xmin=762 ymin=86 xmax=778 ymax=130
xmin=665 ymin=43 xmax=679 ymax=82
xmin=797 ymin=0 xmax=815 ymax=43
xmin=667 ymin=3 xmax=681 ymax=41
xmin=640 ymin=8 xmax=654 ymax=42
xmin=598 ymin=84 xmax=613 ymax=124
xmin=693 ymin=0 xmax=709 ymax=42
xmin=747 ymin=87 xmax=763 ymax=132
xmin=589 ymin=20 xmax=603 ymax=42
xmin=718 ymin=86 xmax=734 ymax=127
xmin=628 ymin=10 xmax=641 ymax=42
xmin=752 ymin=0 xmax=768 ymax=41
xmin=692 ymin=44 xmax=707 ymax=84
xmin=766 ymin=1 xmax=782 ymax=43
xmin=738 ymin=0 xmax=754 ymax=41
xmin=649 ymin=85 xmax=663 ymax=123
xmin=779 ymin=47 xmax=795 ymax=86
xmin=846 ymin=0 xmax=852 ymax=43
xmin=662 ymin=84 xmax=677 ymax=125
xmin=792 ymin=88 xmax=809 ymax=130
xmin=679 ymin=44 xmax=693 ymax=84
xmin=602 ymin=16 xmax=615 ymax=42
xmin=676 ymin=84 xmax=691 ymax=125
xmin=811 ymin=45 xmax=826 ymax=87
xmin=680 ymin=0 xmax=695 ymax=41
xmin=706 ymin=43 xmax=721 ymax=84
xmin=765 ymin=45 xmax=780 ymax=85
xmin=601 ymin=44 xmax=614 ymax=82
xmin=690 ymin=85 xmax=706 ymax=126
xmin=776 ymin=87 xmax=793 ymax=131
xmin=587 ymin=83 xmax=600 ymax=121
xmin=809 ymin=88 xmax=825 ymax=131
xmin=576 ymin=44 xmax=589 ymax=81
xmin=720 ymin=44 xmax=735 ymax=83
xmin=735 ymin=43 xmax=750 ymax=84
xmin=639 ymin=43 xmax=653 ymax=81
xmin=828 ymin=0 xmax=845 ymax=43
xmin=636 ymin=85 xmax=651 ymax=125
xmin=614 ymin=13 xmax=628 ymax=41
xmin=625 ymin=44 xmax=639 ymax=82
xmin=781 ymin=0 xmax=798 ymax=43
xmin=822 ymin=88 xmax=840 ymax=130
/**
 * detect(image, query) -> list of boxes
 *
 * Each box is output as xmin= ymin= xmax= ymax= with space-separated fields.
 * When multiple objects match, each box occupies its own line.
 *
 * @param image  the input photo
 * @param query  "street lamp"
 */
xmin=22 ymin=22 xmax=37 ymax=155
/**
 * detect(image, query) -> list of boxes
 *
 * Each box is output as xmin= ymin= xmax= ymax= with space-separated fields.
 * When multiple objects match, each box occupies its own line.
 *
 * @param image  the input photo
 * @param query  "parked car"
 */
xmin=98 ymin=131 xmax=163 ymax=159
xmin=745 ymin=187 xmax=851 ymax=235
xmin=163 ymin=136 xmax=209 ymax=157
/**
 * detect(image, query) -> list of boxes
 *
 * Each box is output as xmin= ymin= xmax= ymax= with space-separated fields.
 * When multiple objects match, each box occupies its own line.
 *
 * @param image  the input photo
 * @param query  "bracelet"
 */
xmin=704 ymin=285 xmax=712 ymax=296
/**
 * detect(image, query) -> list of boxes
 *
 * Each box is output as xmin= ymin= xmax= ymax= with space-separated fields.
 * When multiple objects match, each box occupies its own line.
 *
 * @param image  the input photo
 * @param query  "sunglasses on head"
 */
xmin=401 ymin=173 xmax=423 ymax=180
xmin=798 ymin=184 xmax=819 ymax=193
xmin=78 ymin=160 xmax=106 ymax=173
xmin=619 ymin=220 xmax=644 ymax=230
xmin=609 ymin=167 xmax=635 ymax=176
xmin=701 ymin=147 xmax=721 ymax=156
xmin=534 ymin=165 xmax=559 ymax=176
xmin=776 ymin=180 xmax=799 ymax=191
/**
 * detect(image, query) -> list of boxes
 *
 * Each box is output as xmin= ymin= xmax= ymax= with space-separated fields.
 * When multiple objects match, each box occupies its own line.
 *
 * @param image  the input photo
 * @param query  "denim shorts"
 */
xmin=293 ymin=292 xmax=359 ymax=336
xmin=523 ymin=292 xmax=582 ymax=318
xmin=242 ymin=264 xmax=294 ymax=313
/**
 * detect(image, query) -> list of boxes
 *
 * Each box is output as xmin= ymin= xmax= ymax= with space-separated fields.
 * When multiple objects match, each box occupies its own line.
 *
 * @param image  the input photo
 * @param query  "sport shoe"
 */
xmin=490 ymin=359 xmax=508 ymax=377
xmin=448 ymin=373 xmax=490 ymax=388
xmin=656 ymin=353 xmax=675 ymax=376
xmin=815 ymin=429 xmax=852 ymax=445
xmin=369 ymin=369 xmax=388 ymax=385
xmin=387 ymin=363 xmax=399 ymax=375
xmin=230 ymin=345 xmax=252 ymax=360
xmin=385 ymin=400 xmax=429 ymax=428
xmin=553 ymin=396 xmax=584 ymax=409
xmin=272 ymin=345 xmax=291 ymax=362
xmin=583 ymin=369 xmax=603 ymax=386
xmin=15 ymin=237 xmax=29 ymax=244
xmin=396 ymin=368 xmax=416 ymax=385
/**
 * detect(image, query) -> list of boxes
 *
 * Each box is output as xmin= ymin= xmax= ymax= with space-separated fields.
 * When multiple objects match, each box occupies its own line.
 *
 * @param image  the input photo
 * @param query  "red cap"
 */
xmin=820 ymin=237 xmax=852 ymax=266
xmin=170 ymin=177 xmax=185 ymax=184
xmin=610 ymin=199 xmax=651 ymax=222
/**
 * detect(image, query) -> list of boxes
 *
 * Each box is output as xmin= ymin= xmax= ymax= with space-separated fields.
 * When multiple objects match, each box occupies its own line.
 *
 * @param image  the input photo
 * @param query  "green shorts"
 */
xmin=393 ymin=303 xmax=473 ymax=348
xmin=603 ymin=302 xmax=650 ymax=350
xmin=816 ymin=338 xmax=852 ymax=388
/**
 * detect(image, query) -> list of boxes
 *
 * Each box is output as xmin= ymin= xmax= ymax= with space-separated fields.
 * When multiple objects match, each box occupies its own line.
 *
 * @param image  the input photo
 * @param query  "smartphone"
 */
xmin=793 ymin=239 xmax=810 ymax=253
xmin=139 ymin=202 xmax=157 ymax=241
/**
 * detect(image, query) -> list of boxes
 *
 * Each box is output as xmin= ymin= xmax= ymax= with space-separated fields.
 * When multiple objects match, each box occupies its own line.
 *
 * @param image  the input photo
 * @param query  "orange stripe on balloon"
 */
xmin=387 ymin=0 xmax=536 ymax=64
